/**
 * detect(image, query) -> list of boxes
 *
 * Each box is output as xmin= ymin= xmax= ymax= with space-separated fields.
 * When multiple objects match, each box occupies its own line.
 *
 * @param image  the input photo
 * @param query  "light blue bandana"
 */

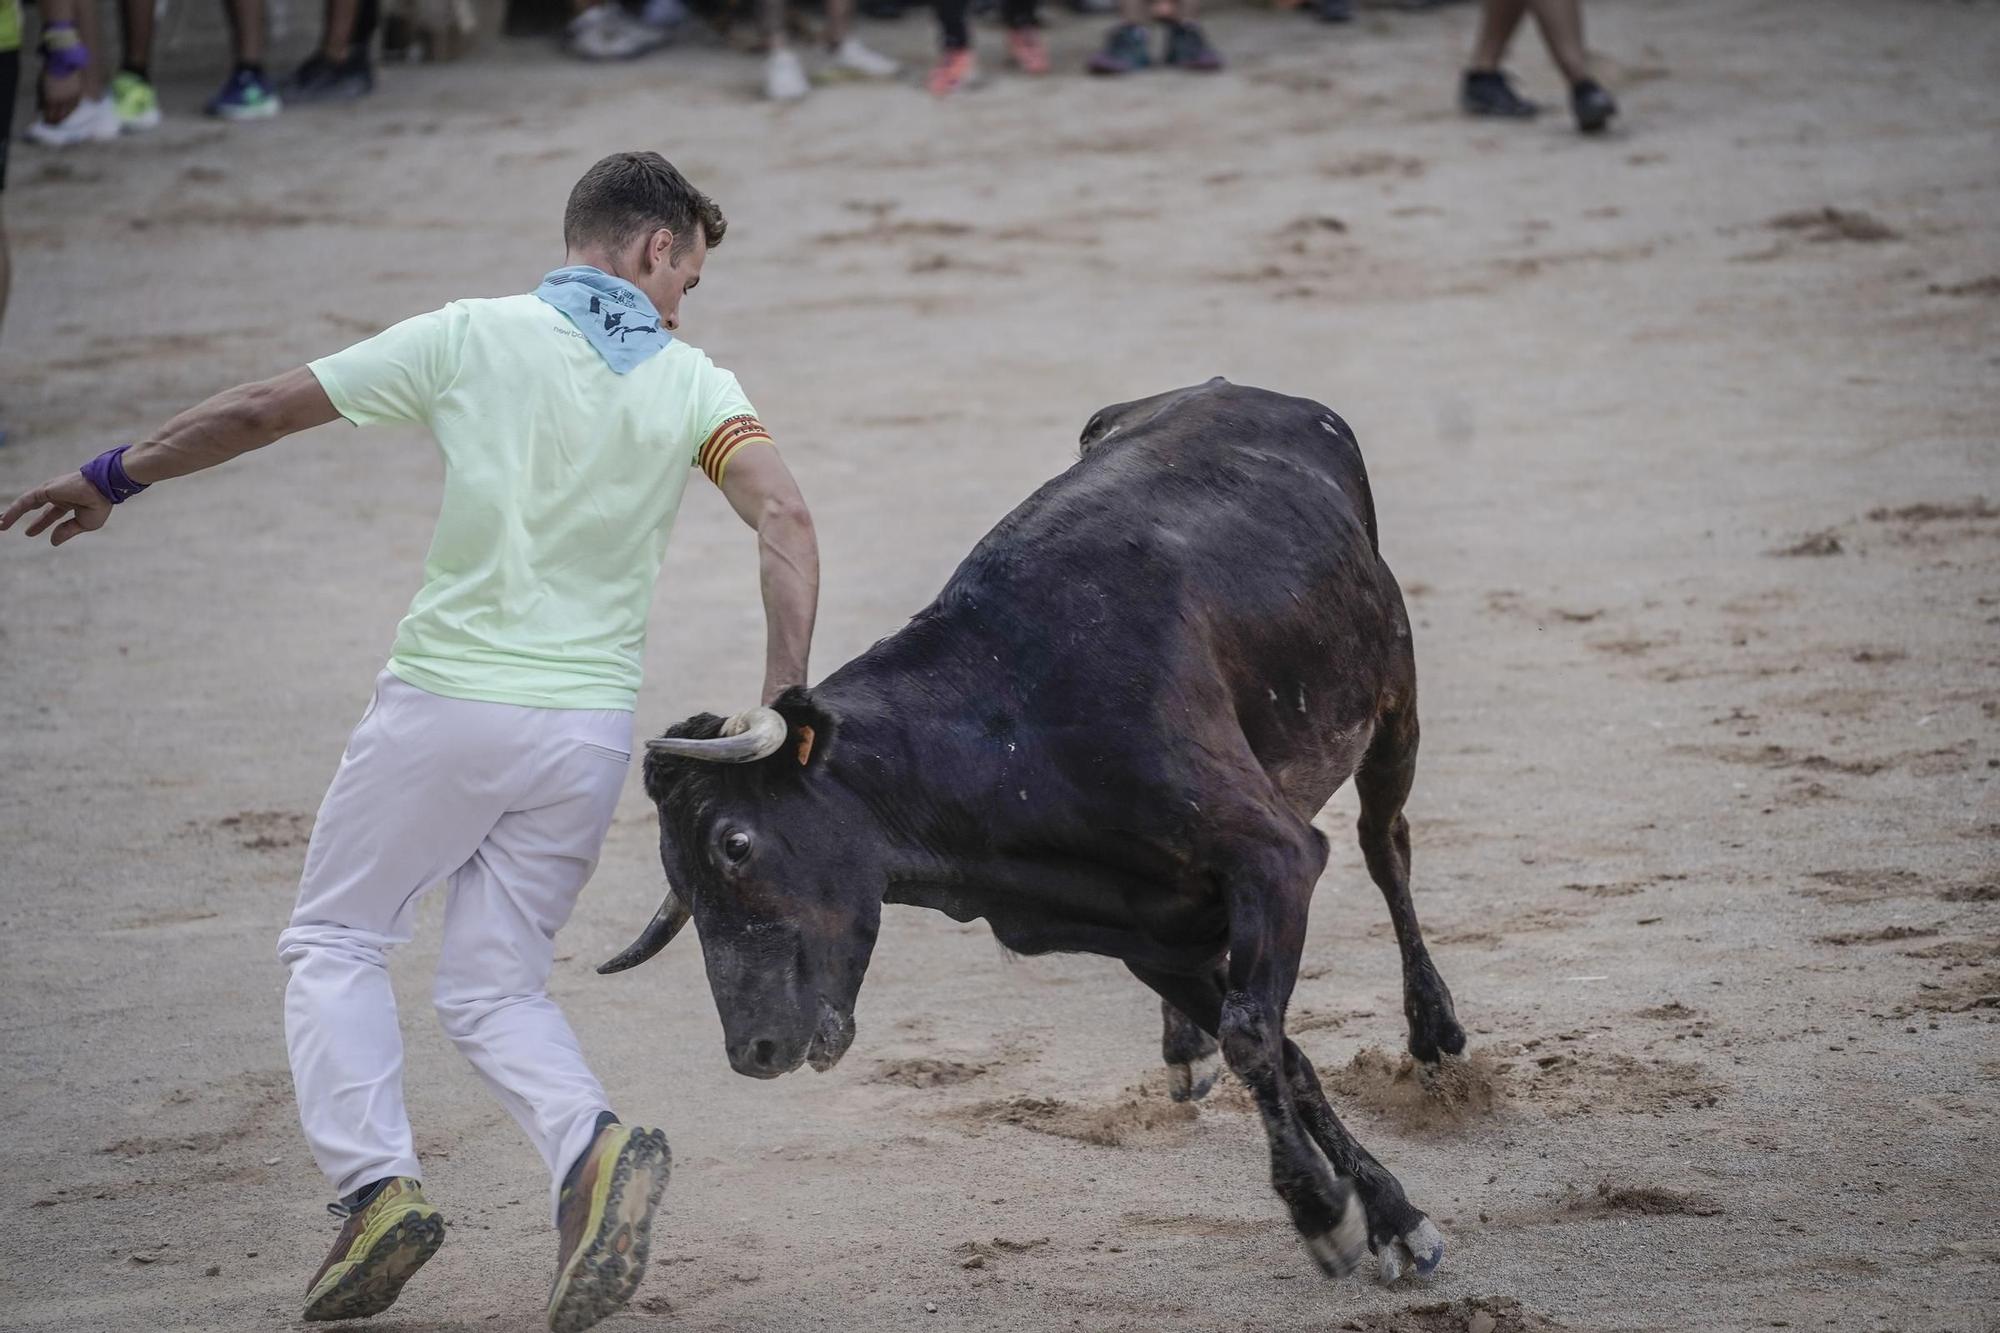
xmin=534 ymin=266 xmax=672 ymax=374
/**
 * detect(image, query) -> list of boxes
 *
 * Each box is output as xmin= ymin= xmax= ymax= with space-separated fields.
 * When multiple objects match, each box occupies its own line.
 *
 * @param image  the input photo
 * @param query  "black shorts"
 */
xmin=0 ymin=48 xmax=19 ymax=192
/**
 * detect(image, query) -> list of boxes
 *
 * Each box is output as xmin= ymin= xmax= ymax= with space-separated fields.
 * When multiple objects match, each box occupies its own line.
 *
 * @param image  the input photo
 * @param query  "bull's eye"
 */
xmin=721 ymin=830 xmax=754 ymax=864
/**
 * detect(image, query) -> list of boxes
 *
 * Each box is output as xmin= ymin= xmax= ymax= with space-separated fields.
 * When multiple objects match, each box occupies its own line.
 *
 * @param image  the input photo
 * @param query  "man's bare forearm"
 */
xmin=124 ymin=367 xmax=339 ymax=485
xmin=757 ymin=497 xmax=819 ymax=705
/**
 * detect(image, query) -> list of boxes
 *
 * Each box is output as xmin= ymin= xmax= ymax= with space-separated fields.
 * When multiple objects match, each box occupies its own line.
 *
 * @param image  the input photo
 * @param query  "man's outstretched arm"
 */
xmin=716 ymin=444 xmax=819 ymax=706
xmin=1 ymin=367 xmax=338 ymax=546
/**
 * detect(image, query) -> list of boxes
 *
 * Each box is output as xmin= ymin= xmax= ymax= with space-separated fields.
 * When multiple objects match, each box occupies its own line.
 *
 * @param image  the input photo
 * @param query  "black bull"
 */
xmin=605 ymin=379 xmax=1465 ymax=1283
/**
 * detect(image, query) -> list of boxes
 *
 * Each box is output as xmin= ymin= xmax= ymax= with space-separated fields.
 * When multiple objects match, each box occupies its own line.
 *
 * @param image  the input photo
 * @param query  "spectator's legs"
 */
xmin=119 ymin=0 xmax=155 ymax=80
xmin=105 ymin=0 xmax=166 ymax=131
xmin=822 ymin=0 xmax=852 ymax=47
xmin=0 ymin=51 xmax=11 ymax=389
xmin=821 ymin=0 xmax=899 ymax=74
xmin=204 ymin=0 xmax=282 ymax=118
xmin=1464 ymin=0 xmax=1596 ymax=122
xmin=999 ymin=0 xmax=1046 ymax=73
xmin=934 ymin=0 xmax=970 ymax=49
xmin=1469 ymin=0 xmax=1525 ymax=71
xmin=0 ymin=49 xmax=12 ymax=357
xmin=1522 ymin=0 xmax=1587 ymax=83
xmin=1156 ymin=0 xmax=1218 ymax=71
xmin=927 ymin=0 xmax=976 ymax=91
xmin=760 ymin=0 xmax=809 ymax=99
xmin=72 ymin=0 xmax=110 ymax=100
xmin=223 ymin=0 xmax=268 ymax=67
xmin=1086 ymin=0 xmax=1151 ymax=73
xmin=27 ymin=3 xmax=122 ymax=141
xmin=1527 ymin=0 xmax=1613 ymax=130
xmin=284 ymin=0 xmax=377 ymax=103
xmin=320 ymin=0 xmax=361 ymax=59
xmin=565 ymin=0 xmax=667 ymax=61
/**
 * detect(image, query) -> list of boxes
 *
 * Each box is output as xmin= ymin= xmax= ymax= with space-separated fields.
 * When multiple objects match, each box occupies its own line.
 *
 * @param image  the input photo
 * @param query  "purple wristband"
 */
xmin=81 ymin=446 xmax=150 ymax=505
xmin=39 ymin=23 xmax=90 ymax=79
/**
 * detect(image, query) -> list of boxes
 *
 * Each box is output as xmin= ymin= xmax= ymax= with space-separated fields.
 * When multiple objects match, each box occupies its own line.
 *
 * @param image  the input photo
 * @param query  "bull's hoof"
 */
xmin=1167 ymin=1051 xmax=1222 ymax=1102
xmin=1301 ymin=1185 xmax=1370 ymax=1279
xmin=1407 ymin=1013 xmax=1468 ymax=1068
xmin=1372 ymin=1216 xmax=1446 ymax=1284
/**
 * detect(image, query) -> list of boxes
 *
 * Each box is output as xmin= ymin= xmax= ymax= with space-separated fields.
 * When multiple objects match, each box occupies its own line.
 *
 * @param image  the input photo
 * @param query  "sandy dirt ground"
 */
xmin=3 ymin=0 xmax=1997 ymax=1329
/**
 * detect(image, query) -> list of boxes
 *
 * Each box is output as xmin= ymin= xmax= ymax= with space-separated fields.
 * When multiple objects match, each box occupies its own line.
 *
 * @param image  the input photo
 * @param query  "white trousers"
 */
xmin=278 ymin=671 xmax=632 ymax=1217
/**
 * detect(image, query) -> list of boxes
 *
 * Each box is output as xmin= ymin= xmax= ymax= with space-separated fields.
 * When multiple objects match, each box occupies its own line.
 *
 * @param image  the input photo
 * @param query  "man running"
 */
xmin=1 ymin=151 xmax=819 ymax=1332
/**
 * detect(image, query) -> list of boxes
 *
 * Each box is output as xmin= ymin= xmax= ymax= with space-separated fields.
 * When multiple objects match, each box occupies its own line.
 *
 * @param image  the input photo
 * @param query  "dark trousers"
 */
xmin=936 ymin=0 xmax=1038 ymax=49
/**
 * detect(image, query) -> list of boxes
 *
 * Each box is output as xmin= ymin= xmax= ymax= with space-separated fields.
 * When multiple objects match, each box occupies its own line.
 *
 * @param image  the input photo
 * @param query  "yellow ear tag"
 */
xmin=796 ymin=725 xmax=816 ymax=767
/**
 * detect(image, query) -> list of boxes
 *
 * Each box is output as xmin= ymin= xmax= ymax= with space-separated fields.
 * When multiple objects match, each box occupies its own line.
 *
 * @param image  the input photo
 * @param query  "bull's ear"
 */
xmin=770 ymin=687 xmax=837 ymax=772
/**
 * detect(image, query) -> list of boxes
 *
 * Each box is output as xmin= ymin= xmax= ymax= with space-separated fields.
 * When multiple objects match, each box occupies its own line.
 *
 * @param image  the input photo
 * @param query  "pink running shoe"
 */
xmin=1006 ymin=27 xmax=1050 ymax=74
xmin=928 ymin=47 xmax=977 ymax=95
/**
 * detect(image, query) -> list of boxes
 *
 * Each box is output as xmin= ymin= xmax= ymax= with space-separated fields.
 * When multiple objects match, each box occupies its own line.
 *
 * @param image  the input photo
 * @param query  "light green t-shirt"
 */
xmin=1 ymin=0 xmax=22 ymax=54
xmin=310 ymin=295 xmax=769 ymax=711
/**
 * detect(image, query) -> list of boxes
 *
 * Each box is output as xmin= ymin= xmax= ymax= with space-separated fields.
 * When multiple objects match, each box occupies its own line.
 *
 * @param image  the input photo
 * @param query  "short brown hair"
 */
xmin=563 ymin=152 xmax=726 ymax=260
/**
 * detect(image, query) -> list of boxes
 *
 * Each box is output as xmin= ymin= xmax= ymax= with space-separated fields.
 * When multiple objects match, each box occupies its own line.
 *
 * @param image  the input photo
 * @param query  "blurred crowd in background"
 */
xmin=9 ymin=0 xmax=1616 ymax=132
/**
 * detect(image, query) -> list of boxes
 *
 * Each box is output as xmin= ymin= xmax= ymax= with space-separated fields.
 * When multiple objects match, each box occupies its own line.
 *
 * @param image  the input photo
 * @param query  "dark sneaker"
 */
xmin=1314 ymin=0 xmax=1353 ymax=21
xmin=284 ymin=52 xmax=375 ymax=103
xmin=548 ymin=1123 xmax=672 ymax=1333
xmin=1460 ymin=68 xmax=1538 ymax=118
xmin=205 ymin=66 xmax=283 ymax=119
xmin=1088 ymin=23 xmax=1151 ymax=75
xmin=301 ymin=1178 xmax=444 ymax=1322
xmin=1571 ymin=78 xmax=1617 ymax=133
xmin=1162 ymin=20 xmax=1222 ymax=71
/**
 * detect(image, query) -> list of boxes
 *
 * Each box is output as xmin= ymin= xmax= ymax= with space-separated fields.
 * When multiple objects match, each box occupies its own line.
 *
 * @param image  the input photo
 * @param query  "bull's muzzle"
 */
xmin=728 ymin=1000 xmax=856 ymax=1079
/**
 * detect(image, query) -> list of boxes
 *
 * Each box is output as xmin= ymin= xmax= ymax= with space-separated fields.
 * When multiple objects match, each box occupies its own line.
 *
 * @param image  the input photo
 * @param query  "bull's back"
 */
xmin=933 ymin=386 xmax=1405 ymax=765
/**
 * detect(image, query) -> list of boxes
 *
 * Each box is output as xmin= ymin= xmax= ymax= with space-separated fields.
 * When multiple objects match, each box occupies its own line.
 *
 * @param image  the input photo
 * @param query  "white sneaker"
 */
xmin=565 ymin=3 xmax=669 ymax=59
xmin=25 ymin=95 xmax=122 ymax=148
xmin=764 ymin=46 xmax=811 ymax=100
xmin=828 ymin=35 xmax=900 ymax=79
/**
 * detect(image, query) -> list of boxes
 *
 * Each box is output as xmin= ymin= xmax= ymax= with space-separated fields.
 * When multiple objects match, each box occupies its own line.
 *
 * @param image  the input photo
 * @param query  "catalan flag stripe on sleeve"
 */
xmin=698 ymin=415 xmax=773 ymax=485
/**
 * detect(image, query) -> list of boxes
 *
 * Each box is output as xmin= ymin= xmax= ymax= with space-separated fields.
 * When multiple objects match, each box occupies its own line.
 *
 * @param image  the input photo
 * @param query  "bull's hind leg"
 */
xmin=1160 ymin=995 xmax=1221 ymax=1102
xmin=1355 ymin=707 xmax=1465 ymax=1067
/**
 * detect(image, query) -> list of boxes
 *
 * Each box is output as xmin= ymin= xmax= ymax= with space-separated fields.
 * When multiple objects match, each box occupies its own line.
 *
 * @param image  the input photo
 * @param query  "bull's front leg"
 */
xmin=1160 ymin=994 xmax=1221 ymax=1102
xmin=1215 ymin=833 xmax=1377 ymax=1278
xmin=1220 ymin=988 xmax=1371 ymax=1276
xmin=1129 ymin=958 xmax=1368 ymax=1279
xmin=1283 ymin=1040 xmax=1446 ymax=1282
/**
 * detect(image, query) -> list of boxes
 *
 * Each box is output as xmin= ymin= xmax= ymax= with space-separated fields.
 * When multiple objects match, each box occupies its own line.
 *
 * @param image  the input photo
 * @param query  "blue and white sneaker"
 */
xmin=205 ymin=67 xmax=284 ymax=120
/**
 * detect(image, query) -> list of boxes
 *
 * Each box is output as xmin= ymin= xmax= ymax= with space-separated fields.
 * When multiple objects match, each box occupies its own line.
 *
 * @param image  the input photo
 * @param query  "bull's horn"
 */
xmin=645 ymin=707 xmax=789 ymax=763
xmin=597 ymin=888 xmax=693 ymax=975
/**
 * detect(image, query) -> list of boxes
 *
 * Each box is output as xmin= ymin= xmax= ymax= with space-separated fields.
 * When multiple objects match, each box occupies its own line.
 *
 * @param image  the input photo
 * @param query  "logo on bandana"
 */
xmin=589 ymin=295 xmax=660 ymax=343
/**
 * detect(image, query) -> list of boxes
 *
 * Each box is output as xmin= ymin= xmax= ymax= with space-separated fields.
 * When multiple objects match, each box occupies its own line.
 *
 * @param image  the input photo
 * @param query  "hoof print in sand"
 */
xmin=1338 ymin=1294 xmax=1561 ymax=1333
xmin=871 ymin=1057 xmax=990 ymax=1088
xmin=1324 ymin=1049 xmax=1507 ymax=1132
xmin=949 ymin=1088 xmax=1198 ymax=1148
xmin=1569 ymin=1179 xmax=1723 ymax=1218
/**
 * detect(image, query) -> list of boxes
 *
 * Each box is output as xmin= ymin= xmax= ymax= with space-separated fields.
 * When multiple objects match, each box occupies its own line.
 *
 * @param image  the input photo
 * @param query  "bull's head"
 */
xmin=600 ymin=692 xmax=885 ymax=1080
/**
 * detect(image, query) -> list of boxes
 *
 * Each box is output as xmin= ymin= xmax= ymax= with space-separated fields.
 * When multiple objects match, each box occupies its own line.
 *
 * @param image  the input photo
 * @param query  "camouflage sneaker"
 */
xmin=1087 ymin=22 xmax=1151 ymax=75
xmin=1161 ymin=20 xmax=1222 ymax=71
xmin=302 ymin=1178 xmax=445 ymax=1322
xmin=547 ymin=1124 xmax=672 ymax=1333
